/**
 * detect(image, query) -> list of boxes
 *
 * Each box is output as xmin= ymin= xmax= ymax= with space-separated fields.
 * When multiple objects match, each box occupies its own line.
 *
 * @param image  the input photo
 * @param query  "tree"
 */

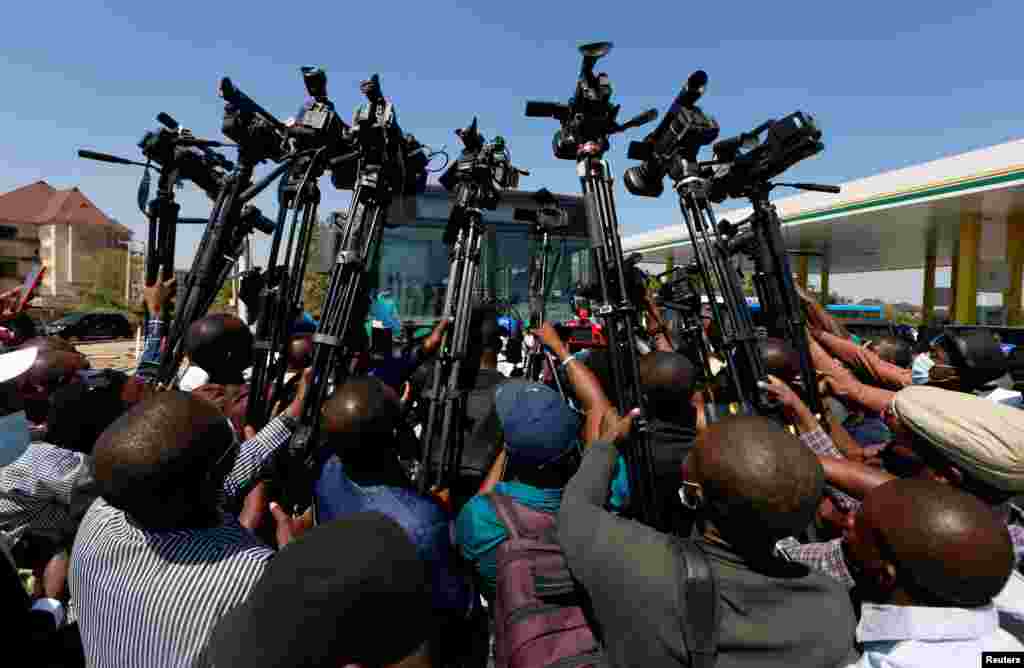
xmin=302 ymin=219 xmax=329 ymax=316
xmin=79 ymin=249 xmax=129 ymax=310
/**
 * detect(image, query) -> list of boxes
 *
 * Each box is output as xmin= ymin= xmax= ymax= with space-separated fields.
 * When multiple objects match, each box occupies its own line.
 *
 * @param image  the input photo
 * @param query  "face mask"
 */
xmin=0 ymin=411 xmax=31 ymax=466
xmin=911 ymin=353 xmax=934 ymax=385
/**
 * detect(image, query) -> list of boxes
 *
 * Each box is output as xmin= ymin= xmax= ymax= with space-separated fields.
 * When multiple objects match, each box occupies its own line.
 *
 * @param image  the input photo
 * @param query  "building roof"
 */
xmin=0 ymin=180 xmax=131 ymax=236
xmin=621 ymin=138 xmax=1024 ymax=275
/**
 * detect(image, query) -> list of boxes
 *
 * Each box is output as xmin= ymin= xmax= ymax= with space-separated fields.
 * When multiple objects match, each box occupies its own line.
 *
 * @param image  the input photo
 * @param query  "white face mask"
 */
xmin=911 ymin=353 xmax=935 ymax=385
xmin=0 ymin=411 xmax=31 ymax=466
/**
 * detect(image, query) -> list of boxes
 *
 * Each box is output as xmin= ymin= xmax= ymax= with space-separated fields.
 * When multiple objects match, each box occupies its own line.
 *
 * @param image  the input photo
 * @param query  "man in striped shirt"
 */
xmin=70 ymin=380 xmax=308 ymax=668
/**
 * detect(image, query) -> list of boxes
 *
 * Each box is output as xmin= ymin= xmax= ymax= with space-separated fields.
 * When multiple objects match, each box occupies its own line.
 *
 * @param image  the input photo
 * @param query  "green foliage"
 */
xmin=303 ymin=220 xmax=329 ymax=314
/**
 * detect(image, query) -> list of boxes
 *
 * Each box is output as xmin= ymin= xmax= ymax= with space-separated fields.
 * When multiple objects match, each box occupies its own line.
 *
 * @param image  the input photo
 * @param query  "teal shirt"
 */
xmin=455 ymin=481 xmax=563 ymax=597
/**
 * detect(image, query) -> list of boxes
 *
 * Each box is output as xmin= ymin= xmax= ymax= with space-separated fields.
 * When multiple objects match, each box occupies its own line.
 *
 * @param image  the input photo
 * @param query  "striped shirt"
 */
xmin=0 ymin=442 xmax=90 ymax=545
xmin=70 ymin=415 xmax=293 ymax=668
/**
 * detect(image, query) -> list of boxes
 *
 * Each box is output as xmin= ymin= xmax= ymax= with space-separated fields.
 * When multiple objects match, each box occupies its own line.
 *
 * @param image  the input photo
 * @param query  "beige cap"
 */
xmin=894 ymin=385 xmax=1024 ymax=492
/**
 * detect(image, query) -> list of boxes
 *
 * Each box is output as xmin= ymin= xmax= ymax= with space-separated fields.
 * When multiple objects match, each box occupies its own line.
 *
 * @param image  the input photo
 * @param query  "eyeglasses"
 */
xmin=678 ymin=460 xmax=704 ymax=510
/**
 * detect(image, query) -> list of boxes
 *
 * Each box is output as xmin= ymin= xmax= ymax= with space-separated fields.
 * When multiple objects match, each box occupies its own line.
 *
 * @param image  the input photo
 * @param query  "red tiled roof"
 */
xmin=0 ymin=180 xmax=130 ymax=236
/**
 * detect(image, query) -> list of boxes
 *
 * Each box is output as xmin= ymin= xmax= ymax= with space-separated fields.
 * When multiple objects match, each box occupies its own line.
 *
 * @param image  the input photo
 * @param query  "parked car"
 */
xmin=45 ymin=312 xmax=132 ymax=340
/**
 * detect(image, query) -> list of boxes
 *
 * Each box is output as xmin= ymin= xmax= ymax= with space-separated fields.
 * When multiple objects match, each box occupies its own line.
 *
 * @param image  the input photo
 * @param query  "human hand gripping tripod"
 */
xmin=80 ymin=113 xmax=239 ymax=327
xmin=154 ymin=81 xmax=287 ymax=387
xmin=624 ymin=70 xmax=777 ymax=419
xmin=525 ymin=41 xmax=665 ymax=530
xmin=418 ymin=118 xmax=527 ymax=496
xmin=710 ymin=112 xmax=841 ymax=419
xmin=280 ymin=73 xmax=428 ymax=517
xmin=245 ymin=67 xmax=354 ymax=430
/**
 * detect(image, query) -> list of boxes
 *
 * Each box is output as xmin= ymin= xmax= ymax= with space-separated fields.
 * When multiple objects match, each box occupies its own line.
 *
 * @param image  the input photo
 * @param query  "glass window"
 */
xmin=371 ymin=221 xmax=589 ymax=326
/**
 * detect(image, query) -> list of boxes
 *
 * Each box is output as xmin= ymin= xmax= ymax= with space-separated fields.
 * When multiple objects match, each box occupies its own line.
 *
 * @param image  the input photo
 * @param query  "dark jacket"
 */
xmin=558 ymin=441 xmax=859 ymax=668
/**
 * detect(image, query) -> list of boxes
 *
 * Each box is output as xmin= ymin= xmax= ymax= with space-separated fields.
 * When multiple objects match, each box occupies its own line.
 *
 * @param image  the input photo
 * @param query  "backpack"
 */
xmin=489 ymin=492 xmax=722 ymax=668
xmin=489 ymin=493 xmax=606 ymax=668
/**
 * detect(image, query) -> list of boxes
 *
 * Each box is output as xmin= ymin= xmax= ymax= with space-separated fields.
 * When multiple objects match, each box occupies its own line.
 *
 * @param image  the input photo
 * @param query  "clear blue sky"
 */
xmin=2 ymin=1 xmax=1020 ymax=303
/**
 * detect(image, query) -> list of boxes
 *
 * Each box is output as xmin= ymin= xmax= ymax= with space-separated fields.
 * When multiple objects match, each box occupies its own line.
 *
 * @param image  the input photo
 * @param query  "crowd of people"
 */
xmin=3 ymin=271 xmax=1024 ymax=668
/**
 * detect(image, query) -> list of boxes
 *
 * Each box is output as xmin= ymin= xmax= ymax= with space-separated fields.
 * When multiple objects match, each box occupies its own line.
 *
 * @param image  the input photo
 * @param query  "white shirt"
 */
xmin=177 ymin=366 xmax=210 ymax=392
xmin=846 ymin=603 xmax=1024 ymax=667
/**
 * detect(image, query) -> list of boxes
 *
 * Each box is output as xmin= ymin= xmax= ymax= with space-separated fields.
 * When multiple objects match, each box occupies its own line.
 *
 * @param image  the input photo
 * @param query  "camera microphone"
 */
xmin=677 ymin=70 xmax=708 ymax=109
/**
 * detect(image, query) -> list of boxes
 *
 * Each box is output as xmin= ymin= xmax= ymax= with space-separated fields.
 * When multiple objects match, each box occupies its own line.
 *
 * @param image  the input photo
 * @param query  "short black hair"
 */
xmin=639 ymin=352 xmax=696 ymax=421
xmin=468 ymin=304 xmax=502 ymax=354
xmin=46 ymin=371 xmax=128 ymax=454
xmin=184 ymin=315 xmax=253 ymax=380
xmin=872 ymin=335 xmax=913 ymax=369
xmin=322 ymin=377 xmax=399 ymax=451
xmin=93 ymin=392 xmax=232 ymax=524
xmin=693 ymin=415 xmax=824 ymax=549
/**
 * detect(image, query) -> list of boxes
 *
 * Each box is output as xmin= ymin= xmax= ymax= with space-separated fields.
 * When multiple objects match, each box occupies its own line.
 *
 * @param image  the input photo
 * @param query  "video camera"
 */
xmin=708 ymin=112 xmax=824 ymax=202
xmin=219 ymin=77 xmax=289 ymax=164
xmin=513 ymin=188 xmax=569 ymax=232
xmin=439 ymin=118 xmax=527 ymax=244
xmin=136 ymin=118 xmax=233 ymax=200
xmin=525 ymin=42 xmax=657 ymax=160
xmin=624 ymin=71 xmax=720 ymax=198
xmin=576 ymin=251 xmax=650 ymax=314
xmin=654 ymin=263 xmax=702 ymax=316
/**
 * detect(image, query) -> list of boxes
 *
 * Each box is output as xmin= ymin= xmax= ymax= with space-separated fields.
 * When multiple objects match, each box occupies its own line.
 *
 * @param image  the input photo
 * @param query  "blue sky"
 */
xmin=1 ymin=1 xmax=1020 ymax=303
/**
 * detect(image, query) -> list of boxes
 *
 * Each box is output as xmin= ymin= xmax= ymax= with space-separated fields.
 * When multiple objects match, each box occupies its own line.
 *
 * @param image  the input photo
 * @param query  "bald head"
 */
xmin=287 ymin=335 xmax=314 ymax=371
xmin=758 ymin=338 xmax=801 ymax=382
xmin=860 ymin=479 xmax=1013 ymax=606
xmin=692 ymin=415 xmax=824 ymax=549
xmin=639 ymin=352 xmax=696 ymax=421
xmin=185 ymin=314 xmax=253 ymax=382
xmin=93 ymin=391 xmax=233 ymax=526
xmin=322 ymin=377 xmax=400 ymax=451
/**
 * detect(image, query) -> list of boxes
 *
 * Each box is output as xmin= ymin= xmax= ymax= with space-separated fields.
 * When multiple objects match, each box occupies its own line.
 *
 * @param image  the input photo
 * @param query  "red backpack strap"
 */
xmin=488 ymin=493 xmax=522 ymax=541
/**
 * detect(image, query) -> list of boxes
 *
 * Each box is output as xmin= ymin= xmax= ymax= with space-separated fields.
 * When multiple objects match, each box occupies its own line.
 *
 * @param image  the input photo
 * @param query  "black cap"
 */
xmin=209 ymin=513 xmax=431 ymax=667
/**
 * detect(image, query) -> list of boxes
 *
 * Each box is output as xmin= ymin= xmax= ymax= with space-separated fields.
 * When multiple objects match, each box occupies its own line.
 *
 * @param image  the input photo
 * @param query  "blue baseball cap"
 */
xmin=495 ymin=381 xmax=578 ymax=467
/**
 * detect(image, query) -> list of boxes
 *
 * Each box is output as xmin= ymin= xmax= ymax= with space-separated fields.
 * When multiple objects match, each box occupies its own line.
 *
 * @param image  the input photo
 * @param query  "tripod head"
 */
xmin=624 ymin=70 xmax=720 ymax=198
xmin=219 ymin=77 xmax=289 ymax=164
xmin=439 ymin=118 xmax=528 ymax=241
xmin=513 ymin=187 xmax=569 ymax=234
xmin=525 ymin=41 xmax=657 ymax=160
xmin=708 ymin=112 xmax=827 ymax=203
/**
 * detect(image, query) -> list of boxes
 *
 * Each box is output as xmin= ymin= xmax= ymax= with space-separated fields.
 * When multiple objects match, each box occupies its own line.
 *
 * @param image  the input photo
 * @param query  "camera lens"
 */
xmin=623 ymin=163 xmax=664 ymax=198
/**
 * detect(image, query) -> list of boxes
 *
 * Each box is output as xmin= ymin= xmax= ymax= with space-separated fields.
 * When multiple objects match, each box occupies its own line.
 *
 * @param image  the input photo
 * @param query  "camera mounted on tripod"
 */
xmin=513 ymin=188 xmax=569 ymax=233
xmin=219 ymin=77 xmax=289 ymax=164
xmin=654 ymin=262 xmax=702 ymax=316
xmin=439 ymin=117 xmax=526 ymax=213
xmin=137 ymin=116 xmax=233 ymax=199
xmin=525 ymin=42 xmax=657 ymax=160
xmin=708 ymin=112 xmax=824 ymax=202
xmin=624 ymin=70 xmax=720 ymax=198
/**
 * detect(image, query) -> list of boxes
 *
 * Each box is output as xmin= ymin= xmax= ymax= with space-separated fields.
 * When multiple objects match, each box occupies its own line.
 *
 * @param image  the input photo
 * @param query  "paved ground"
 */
xmin=76 ymin=338 xmax=139 ymax=372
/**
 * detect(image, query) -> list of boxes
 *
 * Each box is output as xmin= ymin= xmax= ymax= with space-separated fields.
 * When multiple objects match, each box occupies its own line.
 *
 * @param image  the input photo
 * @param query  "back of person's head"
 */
xmin=18 ymin=350 xmax=90 ymax=422
xmin=210 ymin=513 xmax=434 ymax=668
xmin=184 ymin=314 xmax=253 ymax=381
xmin=757 ymin=338 xmax=801 ymax=382
xmin=639 ymin=352 xmax=696 ymax=422
xmin=870 ymin=335 xmax=913 ymax=369
xmin=849 ymin=479 xmax=1013 ymax=606
xmin=93 ymin=391 xmax=234 ymax=528
xmin=468 ymin=304 xmax=502 ymax=356
xmin=287 ymin=334 xmax=314 ymax=371
xmin=46 ymin=370 xmax=129 ymax=454
xmin=690 ymin=415 xmax=823 ymax=552
xmin=323 ymin=376 xmax=400 ymax=453
xmin=495 ymin=380 xmax=579 ymax=488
